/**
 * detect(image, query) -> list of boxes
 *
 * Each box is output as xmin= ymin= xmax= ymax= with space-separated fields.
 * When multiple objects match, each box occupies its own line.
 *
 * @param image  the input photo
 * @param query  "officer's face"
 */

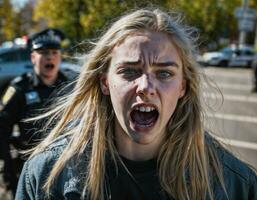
xmin=31 ymin=49 xmax=61 ymax=82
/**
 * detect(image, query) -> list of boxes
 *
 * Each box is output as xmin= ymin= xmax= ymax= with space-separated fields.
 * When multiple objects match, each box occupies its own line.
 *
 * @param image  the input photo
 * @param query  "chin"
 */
xmin=133 ymin=138 xmax=154 ymax=145
xmin=130 ymin=130 xmax=156 ymax=144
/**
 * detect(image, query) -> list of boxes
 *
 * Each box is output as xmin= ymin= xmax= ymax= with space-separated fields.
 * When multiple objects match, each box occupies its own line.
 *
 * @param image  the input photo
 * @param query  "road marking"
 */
xmin=211 ymin=135 xmax=257 ymax=150
xmin=204 ymin=83 xmax=251 ymax=91
xmin=206 ymin=112 xmax=257 ymax=123
xmin=203 ymin=92 xmax=257 ymax=103
xmin=204 ymin=72 xmax=251 ymax=78
xmin=204 ymin=68 xmax=251 ymax=79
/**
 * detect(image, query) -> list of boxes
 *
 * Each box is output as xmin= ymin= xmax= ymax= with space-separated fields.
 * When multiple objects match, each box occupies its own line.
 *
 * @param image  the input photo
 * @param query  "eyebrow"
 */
xmin=117 ymin=61 xmax=180 ymax=68
xmin=152 ymin=61 xmax=180 ymax=68
xmin=118 ymin=61 xmax=141 ymax=66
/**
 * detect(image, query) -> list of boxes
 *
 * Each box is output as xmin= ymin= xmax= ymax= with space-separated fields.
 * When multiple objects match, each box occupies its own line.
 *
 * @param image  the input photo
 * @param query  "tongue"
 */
xmin=131 ymin=110 xmax=157 ymax=126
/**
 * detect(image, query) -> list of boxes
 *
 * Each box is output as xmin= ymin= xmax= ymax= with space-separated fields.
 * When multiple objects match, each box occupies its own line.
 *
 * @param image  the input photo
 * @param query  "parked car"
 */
xmin=0 ymin=46 xmax=80 ymax=96
xmin=199 ymin=46 xmax=255 ymax=67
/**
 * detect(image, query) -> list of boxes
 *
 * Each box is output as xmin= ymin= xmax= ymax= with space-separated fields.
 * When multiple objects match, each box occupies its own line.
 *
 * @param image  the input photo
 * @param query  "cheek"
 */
xmin=37 ymin=57 xmax=44 ymax=65
xmin=161 ymin=93 xmax=180 ymax=125
xmin=108 ymin=75 xmax=132 ymax=96
xmin=161 ymin=82 xmax=183 ymax=111
xmin=108 ymin=80 xmax=134 ymax=111
xmin=55 ymin=56 xmax=61 ymax=63
xmin=109 ymin=81 xmax=131 ymax=102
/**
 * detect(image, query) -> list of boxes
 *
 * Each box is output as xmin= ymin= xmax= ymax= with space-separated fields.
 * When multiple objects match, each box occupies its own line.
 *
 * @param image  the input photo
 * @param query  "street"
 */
xmin=203 ymin=66 xmax=257 ymax=169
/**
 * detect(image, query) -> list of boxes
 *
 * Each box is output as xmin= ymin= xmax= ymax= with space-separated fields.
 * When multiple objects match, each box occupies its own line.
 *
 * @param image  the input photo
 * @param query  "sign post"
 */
xmin=234 ymin=0 xmax=257 ymax=45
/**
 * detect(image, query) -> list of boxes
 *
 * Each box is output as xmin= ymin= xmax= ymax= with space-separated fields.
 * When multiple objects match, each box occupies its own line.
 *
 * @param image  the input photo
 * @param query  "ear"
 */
xmin=179 ymin=79 xmax=186 ymax=98
xmin=100 ymin=73 xmax=110 ymax=95
xmin=30 ymin=52 xmax=35 ymax=65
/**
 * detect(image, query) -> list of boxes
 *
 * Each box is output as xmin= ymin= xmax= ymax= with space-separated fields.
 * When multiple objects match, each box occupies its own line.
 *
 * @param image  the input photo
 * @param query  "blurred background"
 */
xmin=1 ymin=0 xmax=256 ymax=51
xmin=0 ymin=0 xmax=257 ymax=199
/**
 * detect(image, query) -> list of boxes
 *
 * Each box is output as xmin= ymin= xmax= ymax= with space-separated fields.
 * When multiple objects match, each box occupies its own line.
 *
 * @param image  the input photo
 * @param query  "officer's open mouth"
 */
xmin=130 ymin=105 xmax=159 ymax=127
xmin=45 ymin=64 xmax=55 ymax=69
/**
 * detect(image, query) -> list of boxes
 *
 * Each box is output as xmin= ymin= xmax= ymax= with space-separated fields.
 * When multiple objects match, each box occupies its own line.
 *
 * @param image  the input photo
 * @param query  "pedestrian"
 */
xmin=0 ymin=28 xmax=75 ymax=196
xmin=252 ymin=56 xmax=257 ymax=92
xmin=16 ymin=9 xmax=257 ymax=200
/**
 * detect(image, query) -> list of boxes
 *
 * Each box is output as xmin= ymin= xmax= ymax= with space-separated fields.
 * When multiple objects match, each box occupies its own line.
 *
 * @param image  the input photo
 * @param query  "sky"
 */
xmin=11 ymin=0 xmax=29 ymax=10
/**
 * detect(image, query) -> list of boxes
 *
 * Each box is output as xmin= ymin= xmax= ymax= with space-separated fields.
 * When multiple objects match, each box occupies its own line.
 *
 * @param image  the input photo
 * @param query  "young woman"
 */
xmin=15 ymin=9 xmax=257 ymax=200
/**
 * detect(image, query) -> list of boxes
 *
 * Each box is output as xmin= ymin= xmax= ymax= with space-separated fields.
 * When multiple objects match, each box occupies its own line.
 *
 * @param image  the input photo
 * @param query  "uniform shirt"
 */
xmin=0 ymin=71 xmax=74 ymax=149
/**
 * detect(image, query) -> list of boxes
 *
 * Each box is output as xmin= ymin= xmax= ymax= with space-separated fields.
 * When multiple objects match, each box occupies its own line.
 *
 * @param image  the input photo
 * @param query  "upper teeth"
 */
xmin=135 ymin=106 xmax=155 ymax=112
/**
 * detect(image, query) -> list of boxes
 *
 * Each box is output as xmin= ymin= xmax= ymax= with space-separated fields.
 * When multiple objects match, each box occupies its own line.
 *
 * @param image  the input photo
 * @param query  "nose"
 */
xmin=136 ymin=74 xmax=156 ymax=97
xmin=46 ymin=51 xmax=54 ymax=60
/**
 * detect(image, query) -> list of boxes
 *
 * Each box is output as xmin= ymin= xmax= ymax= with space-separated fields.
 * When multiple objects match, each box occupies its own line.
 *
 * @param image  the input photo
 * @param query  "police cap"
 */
xmin=29 ymin=28 xmax=65 ymax=50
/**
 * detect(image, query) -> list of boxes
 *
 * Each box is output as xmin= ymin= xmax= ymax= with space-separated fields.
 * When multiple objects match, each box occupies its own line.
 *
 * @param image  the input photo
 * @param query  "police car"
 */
xmin=199 ymin=45 xmax=255 ymax=67
xmin=0 ymin=46 xmax=80 ymax=96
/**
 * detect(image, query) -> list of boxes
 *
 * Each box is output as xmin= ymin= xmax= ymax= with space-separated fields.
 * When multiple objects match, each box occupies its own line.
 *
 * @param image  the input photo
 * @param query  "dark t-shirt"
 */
xmin=107 ymin=156 xmax=170 ymax=200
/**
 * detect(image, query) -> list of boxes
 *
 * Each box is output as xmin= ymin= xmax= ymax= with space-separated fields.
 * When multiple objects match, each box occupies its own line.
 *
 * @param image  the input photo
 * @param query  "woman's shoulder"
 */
xmin=206 ymin=133 xmax=257 ymax=183
xmin=205 ymin=133 xmax=257 ymax=199
xmin=216 ymin=144 xmax=257 ymax=199
xmin=25 ymin=135 xmax=70 ymax=175
xmin=44 ymin=134 xmax=70 ymax=154
xmin=16 ymin=135 xmax=83 ymax=199
xmin=218 ymin=146 xmax=257 ymax=186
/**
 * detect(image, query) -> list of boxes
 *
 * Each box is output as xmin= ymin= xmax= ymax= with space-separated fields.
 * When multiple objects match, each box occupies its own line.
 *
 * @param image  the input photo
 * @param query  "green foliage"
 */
xmin=33 ymin=0 xmax=170 ymax=44
xmin=170 ymin=0 xmax=242 ymax=46
xmin=0 ymin=0 xmax=17 ymax=41
xmin=1 ymin=0 xmax=256 ymax=48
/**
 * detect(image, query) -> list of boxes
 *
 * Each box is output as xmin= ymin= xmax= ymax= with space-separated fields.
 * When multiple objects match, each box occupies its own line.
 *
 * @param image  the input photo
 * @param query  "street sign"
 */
xmin=238 ymin=18 xmax=255 ymax=32
xmin=235 ymin=7 xmax=257 ymax=20
xmin=235 ymin=7 xmax=257 ymax=32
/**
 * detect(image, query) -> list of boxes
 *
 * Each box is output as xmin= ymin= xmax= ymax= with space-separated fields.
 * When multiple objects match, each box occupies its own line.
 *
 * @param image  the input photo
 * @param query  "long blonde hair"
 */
xmin=31 ymin=8 xmax=225 ymax=200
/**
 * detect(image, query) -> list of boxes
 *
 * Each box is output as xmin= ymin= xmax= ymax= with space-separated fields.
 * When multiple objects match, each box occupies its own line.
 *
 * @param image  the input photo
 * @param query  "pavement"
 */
xmin=203 ymin=66 xmax=257 ymax=169
xmin=0 ymin=160 xmax=12 ymax=200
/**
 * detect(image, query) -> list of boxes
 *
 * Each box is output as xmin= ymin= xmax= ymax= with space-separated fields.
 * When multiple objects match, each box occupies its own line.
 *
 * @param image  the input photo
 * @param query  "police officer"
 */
xmin=252 ymin=61 xmax=257 ymax=93
xmin=0 ymin=28 xmax=75 ymax=196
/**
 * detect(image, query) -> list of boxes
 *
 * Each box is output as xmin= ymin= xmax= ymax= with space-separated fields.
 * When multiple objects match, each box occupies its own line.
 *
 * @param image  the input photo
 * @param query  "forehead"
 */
xmin=111 ymin=31 xmax=182 ymax=64
xmin=33 ymin=48 xmax=60 ymax=53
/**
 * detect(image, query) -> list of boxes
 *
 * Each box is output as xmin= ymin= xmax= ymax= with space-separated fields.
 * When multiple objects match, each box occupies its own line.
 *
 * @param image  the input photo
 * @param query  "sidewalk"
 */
xmin=0 ymin=160 xmax=13 ymax=200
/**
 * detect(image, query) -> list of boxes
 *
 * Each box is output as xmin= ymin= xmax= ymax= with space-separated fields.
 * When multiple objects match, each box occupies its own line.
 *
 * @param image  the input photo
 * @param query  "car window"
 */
xmin=221 ymin=48 xmax=233 ymax=56
xmin=244 ymin=50 xmax=254 ymax=56
xmin=19 ymin=49 xmax=30 ymax=61
xmin=234 ymin=49 xmax=240 ymax=56
xmin=0 ymin=48 xmax=30 ymax=63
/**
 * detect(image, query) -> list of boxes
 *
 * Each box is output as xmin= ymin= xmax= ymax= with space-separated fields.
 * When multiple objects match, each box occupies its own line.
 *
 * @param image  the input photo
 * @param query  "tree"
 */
xmin=0 ymin=0 xmax=16 ymax=42
xmin=34 ymin=0 xmax=86 ymax=43
xmin=16 ymin=0 xmax=37 ymax=36
xmin=168 ymin=0 xmax=242 ymax=48
xmin=33 ymin=0 xmax=254 ymax=49
xmin=33 ymin=0 xmax=169 ymax=45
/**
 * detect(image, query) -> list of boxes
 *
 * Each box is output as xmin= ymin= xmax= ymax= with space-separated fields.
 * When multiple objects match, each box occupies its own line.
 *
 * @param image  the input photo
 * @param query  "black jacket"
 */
xmin=0 ymin=71 xmax=75 ymax=194
xmin=0 ymin=71 xmax=74 ymax=148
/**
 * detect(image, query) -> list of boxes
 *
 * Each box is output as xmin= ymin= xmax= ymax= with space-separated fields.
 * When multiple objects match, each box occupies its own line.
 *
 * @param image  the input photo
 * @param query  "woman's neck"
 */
xmin=115 ymin=132 xmax=162 ymax=161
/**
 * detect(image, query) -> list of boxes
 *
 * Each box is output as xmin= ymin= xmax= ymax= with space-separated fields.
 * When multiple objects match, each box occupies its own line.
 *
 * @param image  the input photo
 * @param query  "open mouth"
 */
xmin=130 ymin=105 xmax=159 ymax=128
xmin=45 ymin=64 xmax=55 ymax=69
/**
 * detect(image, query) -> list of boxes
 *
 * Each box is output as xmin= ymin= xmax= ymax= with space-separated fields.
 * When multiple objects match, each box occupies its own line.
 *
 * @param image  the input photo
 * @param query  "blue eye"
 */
xmin=120 ymin=68 xmax=141 ymax=79
xmin=156 ymin=70 xmax=173 ymax=79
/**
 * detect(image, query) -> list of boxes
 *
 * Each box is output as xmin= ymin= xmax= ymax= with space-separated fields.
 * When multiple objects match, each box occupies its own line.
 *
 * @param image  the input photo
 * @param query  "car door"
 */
xmin=0 ymin=48 xmax=33 ymax=93
xmin=229 ymin=48 xmax=254 ymax=67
